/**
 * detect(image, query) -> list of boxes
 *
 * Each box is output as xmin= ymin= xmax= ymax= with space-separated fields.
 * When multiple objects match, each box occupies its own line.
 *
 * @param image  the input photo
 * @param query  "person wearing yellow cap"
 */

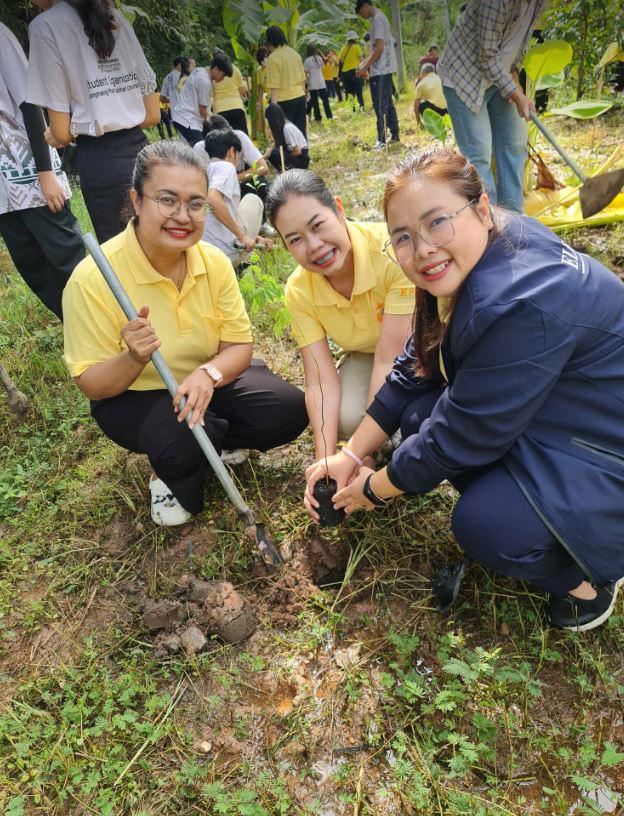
xmin=338 ymin=31 xmax=365 ymax=110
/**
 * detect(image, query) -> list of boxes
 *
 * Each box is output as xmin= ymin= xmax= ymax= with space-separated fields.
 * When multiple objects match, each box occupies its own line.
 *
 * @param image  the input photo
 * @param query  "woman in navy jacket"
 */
xmin=306 ymin=147 xmax=624 ymax=632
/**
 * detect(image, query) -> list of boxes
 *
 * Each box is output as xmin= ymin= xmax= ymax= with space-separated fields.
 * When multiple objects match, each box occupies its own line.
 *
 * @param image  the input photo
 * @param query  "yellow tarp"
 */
xmin=524 ymin=146 xmax=624 ymax=231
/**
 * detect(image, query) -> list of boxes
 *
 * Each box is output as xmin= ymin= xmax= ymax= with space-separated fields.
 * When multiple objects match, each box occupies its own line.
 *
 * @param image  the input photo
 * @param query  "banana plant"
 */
xmin=420 ymin=108 xmax=452 ymax=146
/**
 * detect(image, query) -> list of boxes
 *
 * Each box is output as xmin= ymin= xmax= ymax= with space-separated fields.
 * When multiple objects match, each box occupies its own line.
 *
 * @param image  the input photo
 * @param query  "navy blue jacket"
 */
xmin=368 ymin=216 xmax=624 ymax=585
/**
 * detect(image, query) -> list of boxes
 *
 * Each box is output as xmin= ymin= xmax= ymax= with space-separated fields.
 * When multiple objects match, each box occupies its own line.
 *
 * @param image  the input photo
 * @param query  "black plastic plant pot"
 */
xmin=313 ymin=478 xmax=345 ymax=527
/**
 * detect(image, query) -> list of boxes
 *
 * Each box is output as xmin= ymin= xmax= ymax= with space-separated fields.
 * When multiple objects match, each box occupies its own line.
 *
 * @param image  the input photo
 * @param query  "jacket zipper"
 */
xmin=571 ymin=437 xmax=624 ymax=468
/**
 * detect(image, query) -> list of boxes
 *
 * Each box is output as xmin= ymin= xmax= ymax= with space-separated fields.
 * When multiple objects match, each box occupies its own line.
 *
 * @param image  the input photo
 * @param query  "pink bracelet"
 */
xmin=339 ymin=446 xmax=364 ymax=468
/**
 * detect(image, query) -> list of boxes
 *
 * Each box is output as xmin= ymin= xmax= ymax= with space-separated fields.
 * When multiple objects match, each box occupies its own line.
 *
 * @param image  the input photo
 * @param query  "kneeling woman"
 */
xmin=266 ymin=169 xmax=415 ymax=463
xmin=63 ymin=141 xmax=307 ymax=526
xmin=306 ymin=147 xmax=624 ymax=632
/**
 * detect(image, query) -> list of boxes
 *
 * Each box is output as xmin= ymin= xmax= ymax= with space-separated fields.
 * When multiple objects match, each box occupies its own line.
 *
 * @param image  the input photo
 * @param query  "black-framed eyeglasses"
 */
xmin=144 ymin=193 xmax=209 ymax=221
xmin=383 ymin=197 xmax=479 ymax=264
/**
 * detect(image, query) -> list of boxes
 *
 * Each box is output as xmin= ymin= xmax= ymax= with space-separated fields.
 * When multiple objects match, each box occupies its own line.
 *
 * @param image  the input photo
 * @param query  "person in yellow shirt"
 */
xmin=265 ymin=169 xmax=415 ymax=464
xmin=338 ymin=31 xmax=365 ymax=110
xmin=413 ymin=62 xmax=447 ymax=126
xmin=322 ymin=50 xmax=343 ymax=101
xmin=63 ymin=141 xmax=307 ymax=526
xmin=212 ymin=55 xmax=250 ymax=134
xmin=264 ymin=25 xmax=307 ymax=139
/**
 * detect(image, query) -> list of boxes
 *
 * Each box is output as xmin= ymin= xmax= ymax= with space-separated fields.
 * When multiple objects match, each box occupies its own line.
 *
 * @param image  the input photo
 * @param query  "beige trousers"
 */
xmin=337 ymin=351 xmax=375 ymax=440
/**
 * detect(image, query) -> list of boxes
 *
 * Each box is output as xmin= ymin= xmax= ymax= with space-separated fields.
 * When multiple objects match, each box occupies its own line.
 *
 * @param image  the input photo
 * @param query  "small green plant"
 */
xmin=421 ymin=108 xmax=453 ymax=145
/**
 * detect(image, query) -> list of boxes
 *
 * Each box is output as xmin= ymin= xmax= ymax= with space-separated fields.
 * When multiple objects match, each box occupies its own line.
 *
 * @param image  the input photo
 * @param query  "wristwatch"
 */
xmin=200 ymin=362 xmax=224 ymax=385
xmin=363 ymin=474 xmax=388 ymax=507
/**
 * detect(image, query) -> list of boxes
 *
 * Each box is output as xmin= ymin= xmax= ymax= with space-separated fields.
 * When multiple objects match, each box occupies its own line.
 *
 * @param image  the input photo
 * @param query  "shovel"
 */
xmin=82 ymin=233 xmax=284 ymax=573
xmin=530 ymin=111 xmax=624 ymax=219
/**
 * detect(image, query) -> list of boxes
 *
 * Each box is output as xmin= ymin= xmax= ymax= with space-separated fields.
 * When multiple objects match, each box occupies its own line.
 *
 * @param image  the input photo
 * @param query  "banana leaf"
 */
xmin=548 ymin=100 xmax=613 ymax=119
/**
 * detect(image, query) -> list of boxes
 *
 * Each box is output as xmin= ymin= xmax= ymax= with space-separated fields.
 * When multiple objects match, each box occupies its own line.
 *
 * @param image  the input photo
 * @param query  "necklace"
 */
xmin=174 ymin=255 xmax=186 ymax=291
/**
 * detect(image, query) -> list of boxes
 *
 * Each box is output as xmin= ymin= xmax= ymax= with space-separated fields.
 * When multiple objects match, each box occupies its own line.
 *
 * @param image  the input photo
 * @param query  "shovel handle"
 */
xmin=529 ymin=112 xmax=587 ymax=183
xmin=81 ymin=232 xmax=254 ymax=520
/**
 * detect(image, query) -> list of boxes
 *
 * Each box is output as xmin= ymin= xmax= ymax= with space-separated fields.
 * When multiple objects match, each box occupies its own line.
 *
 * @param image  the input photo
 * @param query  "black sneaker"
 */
xmin=549 ymin=579 xmax=623 ymax=632
xmin=431 ymin=559 xmax=468 ymax=613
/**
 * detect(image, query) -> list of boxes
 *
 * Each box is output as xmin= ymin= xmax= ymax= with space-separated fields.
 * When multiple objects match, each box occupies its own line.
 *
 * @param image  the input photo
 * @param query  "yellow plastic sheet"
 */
xmin=524 ymin=146 xmax=624 ymax=231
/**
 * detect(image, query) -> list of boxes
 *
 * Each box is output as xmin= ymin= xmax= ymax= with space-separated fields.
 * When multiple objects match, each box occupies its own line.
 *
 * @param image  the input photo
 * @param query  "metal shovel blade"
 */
xmin=579 ymin=168 xmax=624 ymax=219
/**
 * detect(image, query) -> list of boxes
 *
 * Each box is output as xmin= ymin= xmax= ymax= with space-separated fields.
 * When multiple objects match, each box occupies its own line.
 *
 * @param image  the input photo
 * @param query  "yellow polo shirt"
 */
xmin=266 ymin=45 xmax=306 ymax=102
xmin=284 ymin=221 xmax=415 ymax=354
xmin=338 ymin=43 xmax=362 ymax=73
xmin=63 ymin=223 xmax=253 ymax=390
xmin=414 ymin=73 xmax=447 ymax=111
xmin=213 ymin=65 xmax=246 ymax=113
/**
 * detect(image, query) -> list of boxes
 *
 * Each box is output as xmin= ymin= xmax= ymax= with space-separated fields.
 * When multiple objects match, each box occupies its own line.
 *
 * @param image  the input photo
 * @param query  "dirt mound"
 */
xmin=117 ymin=575 xmax=256 ymax=657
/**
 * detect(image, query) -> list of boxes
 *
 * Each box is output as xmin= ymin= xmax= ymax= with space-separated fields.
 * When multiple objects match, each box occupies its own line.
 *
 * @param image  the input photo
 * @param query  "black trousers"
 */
xmin=0 ymin=203 xmax=85 ymax=320
xmin=341 ymin=69 xmax=365 ymax=109
xmin=308 ymin=88 xmax=333 ymax=121
xmin=219 ymin=108 xmax=249 ymax=134
xmin=157 ymin=108 xmax=174 ymax=139
xmin=326 ymin=79 xmax=343 ymax=102
xmin=370 ymin=74 xmax=399 ymax=142
xmin=75 ymin=126 xmax=147 ymax=244
xmin=419 ymin=100 xmax=447 ymax=117
xmin=172 ymin=121 xmax=204 ymax=146
xmin=267 ymin=147 xmax=310 ymax=172
xmin=91 ymin=359 xmax=308 ymax=514
xmin=277 ymin=96 xmax=307 ymax=140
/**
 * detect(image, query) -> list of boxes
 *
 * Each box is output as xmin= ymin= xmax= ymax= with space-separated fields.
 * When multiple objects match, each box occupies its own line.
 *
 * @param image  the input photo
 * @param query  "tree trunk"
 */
xmin=390 ymin=0 xmax=406 ymax=92
xmin=576 ymin=0 xmax=590 ymax=99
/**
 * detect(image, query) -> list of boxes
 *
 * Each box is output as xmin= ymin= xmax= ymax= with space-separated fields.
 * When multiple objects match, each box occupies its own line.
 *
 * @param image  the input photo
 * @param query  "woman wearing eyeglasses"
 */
xmin=62 ymin=141 xmax=307 ymax=526
xmin=265 ymin=169 xmax=415 ymax=466
xmin=306 ymin=146 xmax=624 ymax=632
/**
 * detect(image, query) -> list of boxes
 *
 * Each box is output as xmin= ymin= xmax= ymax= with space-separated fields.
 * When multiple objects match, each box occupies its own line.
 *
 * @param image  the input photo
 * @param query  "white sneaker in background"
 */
xmin=149 ymin=477 xmax=192 ymax=526
xmin=220 ymin=449 xmax=250 ymax=466
xmin=372 ymin=140 xmax=386 ymax=150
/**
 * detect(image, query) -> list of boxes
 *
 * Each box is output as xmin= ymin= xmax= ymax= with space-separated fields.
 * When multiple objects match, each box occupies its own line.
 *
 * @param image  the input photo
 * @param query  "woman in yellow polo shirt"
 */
xmin=63 ymin=141 xmax=307 ymax=526
xmin=265 ymin=169 xmax=415 ymax=463
xmin=212 ymin=55 xmax=249 ymax=134
xmin=338 ymin=32 xmax=365 ymax=111
xmin=264 ymin=25 xmax=307 ymax=139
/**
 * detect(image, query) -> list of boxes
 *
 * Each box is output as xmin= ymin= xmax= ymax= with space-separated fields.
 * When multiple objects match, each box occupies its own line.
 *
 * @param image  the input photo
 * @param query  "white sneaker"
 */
xmin=149 ymin=477 xmax=192 ymax=526
xmin=259 ymin=222 xmax=277 ymax=238
xmin=372 ymin=140 xmax=386 ymax=150
xmin=220 ymin=449 xmax=250 ymax=466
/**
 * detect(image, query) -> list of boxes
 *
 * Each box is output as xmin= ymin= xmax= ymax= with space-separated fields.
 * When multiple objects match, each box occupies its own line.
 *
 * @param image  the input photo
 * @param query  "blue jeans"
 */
xmin=444 ymin=85 xmax=527 ymax=212
xmin=370 ymin=73 xmax=399 ymax=143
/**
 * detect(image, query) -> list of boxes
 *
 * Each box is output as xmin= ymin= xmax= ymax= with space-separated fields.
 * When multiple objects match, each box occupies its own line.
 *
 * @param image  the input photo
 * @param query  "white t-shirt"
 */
xmin=193 ymin=129 xmax=262 ymax=171
xmin=499 ymin=0 xmax=539 ymax=73
xmin=202 ymin=159 xmax=241 ymax=261
xmin=283 ymin=121 xmax=308 ymax=151
xmin=369 ymin=9 xmax=398 ymax=77
xmin=0 ymin=22 xmax=70 ymax=214
xmin=173 ymin=68 xmax=212 ymax=130
xmin=26 ymin=2 xmax=156 ymax=137
xmin=303 ymin=56 xmax=326 ymax=91
xmin=160 ymin=68 xmax=181 ymax=115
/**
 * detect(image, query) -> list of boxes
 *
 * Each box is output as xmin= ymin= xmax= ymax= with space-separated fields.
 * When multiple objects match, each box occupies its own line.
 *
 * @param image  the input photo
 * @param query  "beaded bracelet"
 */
xmin=339 ymin=445 xmax=364 ymax=468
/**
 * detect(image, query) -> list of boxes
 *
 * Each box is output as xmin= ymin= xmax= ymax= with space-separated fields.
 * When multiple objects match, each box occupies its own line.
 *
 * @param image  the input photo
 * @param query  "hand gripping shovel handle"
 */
xmin=82 ymin=233 xmax=283 ymax=570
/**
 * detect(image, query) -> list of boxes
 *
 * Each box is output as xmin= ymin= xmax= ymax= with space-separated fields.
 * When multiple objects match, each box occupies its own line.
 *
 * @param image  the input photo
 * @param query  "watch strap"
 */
xmin=363 ymin=473 xmax=387 ymax=507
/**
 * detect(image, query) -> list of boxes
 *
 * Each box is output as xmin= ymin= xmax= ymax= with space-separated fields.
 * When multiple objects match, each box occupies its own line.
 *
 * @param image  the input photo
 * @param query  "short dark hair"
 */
xmin=204 ymin=129 xmax=242 ymax=160
xmin=355 ymin=0 xmax=373 ymax=11
xmin=210 ymin=53 xmax=233 ymax=77
xmin=202 ymin=114 xmax=232 ymax=138
xmin=265 ymin=25 xmax=287 ymax=48
xmin=132 ymin=141 xmax=206 ymax=200
xmin=173 ymin=56 xmax=183 ymax=68
xmin=256 ymin=46 xmax=268 ymax=64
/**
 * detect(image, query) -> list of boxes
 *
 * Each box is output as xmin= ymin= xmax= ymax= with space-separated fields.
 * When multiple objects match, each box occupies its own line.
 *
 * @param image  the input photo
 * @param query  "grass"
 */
xmin=1 ymin=90 xmax=624 ymax=815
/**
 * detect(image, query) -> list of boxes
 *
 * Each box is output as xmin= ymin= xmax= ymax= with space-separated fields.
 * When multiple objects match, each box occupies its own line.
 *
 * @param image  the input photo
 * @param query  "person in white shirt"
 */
xmin=172 ymin=54 xmax=233 ymax=146
xmin=0 ymin=22 xmax=84 ymax=320
xmin=264 ymin=103 xmax=309 ymax=172
xmin=200 ymin=130 xmax=273 ymax=266
xmin=26 ymin=0 xmax=160 ymax=243
xmin=355 ymin=0 xmax=400 ymax=149
xmin=160 ymin=56 xmax=183 ymax=126
xmin=304 ymin=46 xmax=333 ymax=122
xmin=196 ymin=114 xmax=269 ymax=203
